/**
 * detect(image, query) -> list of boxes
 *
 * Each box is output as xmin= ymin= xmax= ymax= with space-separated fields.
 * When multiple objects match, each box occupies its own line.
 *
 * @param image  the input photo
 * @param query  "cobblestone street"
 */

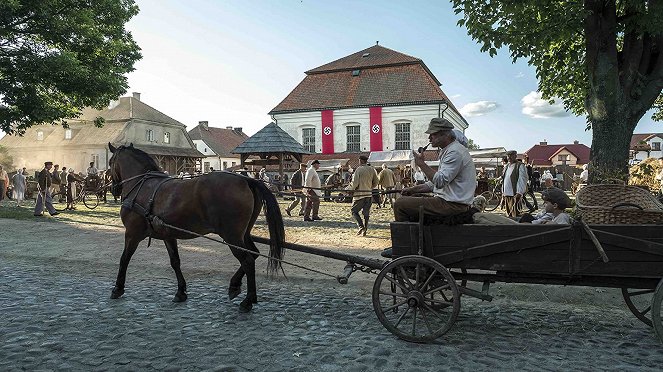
xmin=2 ymin=258 xmax=662 ymax=371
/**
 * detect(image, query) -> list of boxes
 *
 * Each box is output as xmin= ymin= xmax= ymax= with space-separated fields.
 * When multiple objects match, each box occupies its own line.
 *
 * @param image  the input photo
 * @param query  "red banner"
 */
xmin=321 ymin=110 xmax=334 ymax=154
xmin=369 ymin=106 xmax=383 ymax=151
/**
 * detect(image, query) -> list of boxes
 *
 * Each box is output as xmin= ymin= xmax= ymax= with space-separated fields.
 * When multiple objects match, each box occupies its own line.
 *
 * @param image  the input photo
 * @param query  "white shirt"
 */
xmin=502 ymin=162 xmax=528 ymax=197
xmin=579 ymin=169 xmax=589 ymax=183
xmin=424 ymin=140 xmax=477 ymax=205
xmin=304 ymin=166 xmax=321 ymax=196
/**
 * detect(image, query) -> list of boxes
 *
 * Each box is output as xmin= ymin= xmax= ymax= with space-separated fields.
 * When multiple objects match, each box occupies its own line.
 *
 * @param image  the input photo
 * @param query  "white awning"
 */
xmin=308 ymin=159 xmax=349 ymax=172
xmin=469 ymin=147 xmax=507 ymax=158
xmin=368 ymin=150 xmax=413 ymax=167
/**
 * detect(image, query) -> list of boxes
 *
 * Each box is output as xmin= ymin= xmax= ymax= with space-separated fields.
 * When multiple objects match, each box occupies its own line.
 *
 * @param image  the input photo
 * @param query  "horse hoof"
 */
xmin=238 ymin=300 xmax=253 ymax=313
xmin=172 ymin=291 xmax=188 ymax=302
xmin=228 ymin=286 xmax=241 ymax=300
xmin=110 ymin=288 xmax=124 ymax=299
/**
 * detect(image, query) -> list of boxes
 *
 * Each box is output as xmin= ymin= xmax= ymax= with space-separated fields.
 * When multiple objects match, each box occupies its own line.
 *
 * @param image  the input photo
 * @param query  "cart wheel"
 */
xmin=51 ymin=192 xmax=68 ymax=212
xmin=372 ymin=256 xmax=460 ymax=343
xmin=652 ymin=279 xmax=663 ymax=344
xmin=83 ymin=192 xmax=99 ymax=209
xmin=622 ymin=287 xmax=655 ymax=327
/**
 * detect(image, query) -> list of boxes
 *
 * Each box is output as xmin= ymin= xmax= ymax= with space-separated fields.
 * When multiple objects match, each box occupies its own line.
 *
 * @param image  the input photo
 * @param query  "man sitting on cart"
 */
xmin=393 ymin=118 xmax=477 ymax=222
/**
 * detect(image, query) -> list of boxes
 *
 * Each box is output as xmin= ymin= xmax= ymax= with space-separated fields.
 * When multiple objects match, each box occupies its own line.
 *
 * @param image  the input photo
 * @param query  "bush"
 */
xmin=629 ymin=158 xmax=662 ymax=192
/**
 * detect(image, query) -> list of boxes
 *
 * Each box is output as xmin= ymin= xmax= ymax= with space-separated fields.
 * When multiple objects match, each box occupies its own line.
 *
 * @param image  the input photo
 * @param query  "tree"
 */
xmin=466 ymin=138 xmax=480 ymax=150
xmin=451 ymin=0 xmax=663 ymax=182
xmin=0 ymin=0 xmax=142 ymax=135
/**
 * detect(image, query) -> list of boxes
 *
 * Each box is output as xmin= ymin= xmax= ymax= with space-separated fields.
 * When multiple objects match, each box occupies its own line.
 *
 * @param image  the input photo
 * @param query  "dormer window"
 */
xmin=146 ymin=129 xmax=154 ymax=142
xmin=65 ymin=129 xmax=72 ymax=140
xmin=352 ymin=70 xmax=360 ymax=76
xmin=164 ymin=132 xmax=171 ymax=144
xmin=37 ymin=131 xmax=44 ymax=141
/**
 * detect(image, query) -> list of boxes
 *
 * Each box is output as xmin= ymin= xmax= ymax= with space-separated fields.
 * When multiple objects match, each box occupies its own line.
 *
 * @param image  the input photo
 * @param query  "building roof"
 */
xmin=78 ymin=96 xmax=186 ymax=127
xmin=269 ymin=45 xmax=464 ymax=122
xmin=630 ymin=133 xmax=663 ymax=149
xmin=524 ymin=143 xmax=591 ymax=166
xmin=188 ymin=124 xmax=249 ymax=158
xmin=232 ymin=122 xmax=311 ymax=154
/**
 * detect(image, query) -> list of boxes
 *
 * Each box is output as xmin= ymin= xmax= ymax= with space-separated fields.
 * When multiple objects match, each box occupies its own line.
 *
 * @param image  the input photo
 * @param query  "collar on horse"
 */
xmin=120 ymin=171 xmax=175 ymax=244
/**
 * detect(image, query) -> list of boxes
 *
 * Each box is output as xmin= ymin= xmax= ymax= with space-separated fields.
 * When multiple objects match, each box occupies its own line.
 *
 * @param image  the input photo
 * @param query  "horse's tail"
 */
xmin=246 ymin=178 xmax=285 ymax=274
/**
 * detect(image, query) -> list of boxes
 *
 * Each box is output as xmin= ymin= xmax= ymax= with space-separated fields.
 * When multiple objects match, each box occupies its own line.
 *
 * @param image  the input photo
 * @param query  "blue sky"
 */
xmin=8 ymin=0 xmax=662 ymax=152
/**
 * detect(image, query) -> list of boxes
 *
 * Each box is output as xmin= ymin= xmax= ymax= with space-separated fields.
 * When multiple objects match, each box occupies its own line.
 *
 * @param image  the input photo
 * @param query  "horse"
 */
xmin=107 ymin=143 xmax=285 ymax=312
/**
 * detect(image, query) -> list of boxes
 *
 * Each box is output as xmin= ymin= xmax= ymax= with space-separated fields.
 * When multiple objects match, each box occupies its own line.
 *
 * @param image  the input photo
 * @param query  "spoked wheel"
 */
xmin=480 ymin=191 xmax=501 ymax=212
xmin=622 ymin=287 xmax=655 ymax=327
xmin=652 ymin=280 xmax=663 ymax=343
xmin=51 ymin=192 xmax=68 ymax=212
xmin=83 ymin=192 xmax=99 ymax=209
xmin=372 ymin=256 xmax=460 ymax=343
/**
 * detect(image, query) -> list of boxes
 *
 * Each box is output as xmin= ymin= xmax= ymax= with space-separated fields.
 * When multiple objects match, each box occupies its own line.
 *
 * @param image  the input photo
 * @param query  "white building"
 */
xmin=188 ymin=121 xmax=248 ymax=172
xmin=630 ymin=133 xmax=663 ymax=164
xmin=269 ymin=44 xmax=468 ymax=158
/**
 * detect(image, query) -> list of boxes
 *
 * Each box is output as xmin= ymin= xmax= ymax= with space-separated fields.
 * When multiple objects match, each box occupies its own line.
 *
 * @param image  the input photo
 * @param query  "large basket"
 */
xmin=575 ymin=184 xmax=663 ymax=224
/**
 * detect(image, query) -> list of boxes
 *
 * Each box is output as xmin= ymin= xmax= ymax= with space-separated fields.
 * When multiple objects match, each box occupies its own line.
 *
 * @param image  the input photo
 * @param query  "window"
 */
xmin=395 ymin=123 xmax=411 ymax=150
xmin=558 ymin=154 xmax=570 ymax=161
xmin=91 ymin=154 xmax=99 ymax=169
xmin=64 ymin=129 xmax=72 ymax=140
xmin=37 ymin=131 xmax=44 ymax=141
xmin=302 ymin=128 xmax=315 ymax=153
xmin=164 ymin=132 xmax=171 ymax=144
xmin=652 ymin=142 xmax=661 ymax=151
xmin=204 ymin=162 xmax=210 ymax=172
xmin=231 ymin=162 xmax=236 ymax=167
xmin=146 ymin=129 xmax=154 ymax=142
xmin=346 ymin=126 xmax=361 ymax=152
xmin=223 ymin=161 xmax=228 ymax=170
xmin=204 ymin=147 xmax=208 ymax=153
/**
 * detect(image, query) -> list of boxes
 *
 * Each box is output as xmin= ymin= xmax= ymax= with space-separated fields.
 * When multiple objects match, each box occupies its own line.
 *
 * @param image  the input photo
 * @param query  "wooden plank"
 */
xmin=575 ymin=261 xmax=663 ymax=277
xmin=592 ymin=230 xmax=663 ymax=257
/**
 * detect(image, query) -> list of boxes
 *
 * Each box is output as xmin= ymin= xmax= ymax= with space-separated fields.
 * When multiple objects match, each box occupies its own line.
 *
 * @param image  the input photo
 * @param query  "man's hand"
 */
xmin=412 ymin=150 xmax=426 ymax=168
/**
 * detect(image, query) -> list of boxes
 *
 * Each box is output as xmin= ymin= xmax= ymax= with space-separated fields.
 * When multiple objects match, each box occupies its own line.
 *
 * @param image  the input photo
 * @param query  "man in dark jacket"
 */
xmin=285 ymin=163 xmax=307 ymax=216
xmin=34 ymin=161 xmax=59 ymax=216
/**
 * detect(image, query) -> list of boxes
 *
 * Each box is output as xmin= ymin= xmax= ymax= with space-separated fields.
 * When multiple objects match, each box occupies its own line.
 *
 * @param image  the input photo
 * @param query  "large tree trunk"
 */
xmin=589 ymin=110 xmax=639 ymax=182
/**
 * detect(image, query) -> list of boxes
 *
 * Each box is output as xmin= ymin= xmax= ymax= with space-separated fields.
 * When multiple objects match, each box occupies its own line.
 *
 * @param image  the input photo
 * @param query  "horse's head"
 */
xmin=108 ymin=142 xmax=161 ymax=197
xmin=108 ymin=143 xmax=124 ymax=197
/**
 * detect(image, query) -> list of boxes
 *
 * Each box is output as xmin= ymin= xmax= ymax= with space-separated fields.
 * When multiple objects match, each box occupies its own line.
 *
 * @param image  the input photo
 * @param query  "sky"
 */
xmin=4 ymin=0 xmax=662 ymax=152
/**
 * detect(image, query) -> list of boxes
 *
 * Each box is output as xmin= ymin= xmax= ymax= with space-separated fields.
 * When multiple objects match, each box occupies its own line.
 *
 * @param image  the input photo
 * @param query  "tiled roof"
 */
xmin=232 ymin=122 xmax=310 ymax=154
xmin=269 ymin=45 xmax=463 ymax=121
xmin=188 ymin=124 xmax=248 ymax=158
xmin=524 ymin=143 xmax=591 ymax=166
xmin=78 ymin=97 xmax=185 ymax=127
xmin=630 ymin=133 xmax=663 ymax=149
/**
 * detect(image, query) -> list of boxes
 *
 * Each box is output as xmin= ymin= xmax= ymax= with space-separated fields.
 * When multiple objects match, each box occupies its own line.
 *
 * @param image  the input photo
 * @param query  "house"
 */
xmin=630 ymin=133 xmax=663 ymax=164
xmin=524 ymin=140 xmax=590 ymax=168
xmin=269 ymin=44 xmax=468 ymax=161
xmin=188 ymin=121 xmax=248 ymax=172
xmin=0 ymin=93 xmax=203 ymax=175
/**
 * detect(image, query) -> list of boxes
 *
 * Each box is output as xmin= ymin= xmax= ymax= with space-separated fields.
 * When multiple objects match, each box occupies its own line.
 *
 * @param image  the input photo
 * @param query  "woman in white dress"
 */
xmin=12 ymin=170 xmax=27 ymax=206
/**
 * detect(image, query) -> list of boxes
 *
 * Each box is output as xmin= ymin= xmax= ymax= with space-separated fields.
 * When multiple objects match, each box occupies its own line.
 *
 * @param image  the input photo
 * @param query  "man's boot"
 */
xmin=362 ymin=216 xmax=369 ymax=236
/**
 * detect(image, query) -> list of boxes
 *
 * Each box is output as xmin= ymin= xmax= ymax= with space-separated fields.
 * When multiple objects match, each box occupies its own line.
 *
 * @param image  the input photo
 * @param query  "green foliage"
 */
xmin=0 ymin=0 xmax=142 ymax=135
xmin=466 ymin=138 xmax=480 ymax=150
xmin=0 ymin=144 xmax=14 ymax=170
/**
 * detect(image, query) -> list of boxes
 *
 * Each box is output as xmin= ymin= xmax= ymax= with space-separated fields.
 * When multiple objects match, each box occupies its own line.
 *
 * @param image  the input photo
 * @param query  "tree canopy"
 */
xmin=452 ymin=0 xmax=663 ymax=181
xmin=0 ymin=0 xmax=142 ymax=135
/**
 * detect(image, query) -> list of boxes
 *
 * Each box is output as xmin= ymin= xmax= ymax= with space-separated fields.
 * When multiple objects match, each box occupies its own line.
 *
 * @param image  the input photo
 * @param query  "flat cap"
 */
xmin=425 ymin=118 xmax=454 ymax=134
xmin=311 ymin=160 xmax=320 ymax=165
xmin=44 ymin=161 xmax=53 ymax=166
xmin=506 ymin=150 xmax=517 ymax=155
xmin=542 ymin=187 xmax=572 ymax=209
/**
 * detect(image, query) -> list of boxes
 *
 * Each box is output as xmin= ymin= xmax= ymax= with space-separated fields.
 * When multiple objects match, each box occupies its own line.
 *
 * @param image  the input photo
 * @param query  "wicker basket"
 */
xmin=575 ymin=184 xmax=663 ymax=224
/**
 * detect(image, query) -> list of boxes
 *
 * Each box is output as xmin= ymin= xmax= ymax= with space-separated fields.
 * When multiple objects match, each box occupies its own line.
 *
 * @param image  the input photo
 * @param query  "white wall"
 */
xmin=273 ymin=104 xmax=467 ymax=153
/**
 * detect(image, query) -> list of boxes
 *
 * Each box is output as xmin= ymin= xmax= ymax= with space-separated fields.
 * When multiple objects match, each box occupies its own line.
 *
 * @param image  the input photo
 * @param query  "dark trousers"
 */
xmin=304 ymin=190 xmax=320 ymax=218
xmin=351 ymin=197 xmax=372 ymax=228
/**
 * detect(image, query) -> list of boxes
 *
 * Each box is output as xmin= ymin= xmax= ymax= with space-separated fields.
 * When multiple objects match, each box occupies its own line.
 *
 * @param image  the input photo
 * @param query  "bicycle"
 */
xmin=52 ymin=180 xmax=100 ymax=211
xmin=480 ymin=179 xmax=537 ymax=214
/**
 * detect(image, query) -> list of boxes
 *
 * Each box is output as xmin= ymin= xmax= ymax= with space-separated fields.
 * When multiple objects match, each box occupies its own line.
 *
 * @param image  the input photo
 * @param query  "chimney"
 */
xmin=540 ymin=139 xmax=547 ymax=146
xmin=573 ymin=140 xmax=579 ymax=145
xmin=132 ymin=92 xmax=141 ymax=101
xmin=226 ymin=126 xmax=233 ymax=130
xmin=199 ymin=121 xmax=209 ymax=130
xmin=235 ymin=127 xmax=242 ymax=133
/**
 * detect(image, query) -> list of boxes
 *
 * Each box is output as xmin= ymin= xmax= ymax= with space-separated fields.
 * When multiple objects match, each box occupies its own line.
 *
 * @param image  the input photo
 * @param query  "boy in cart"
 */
xmin=520 ymin=187 xmax=571 ymax=224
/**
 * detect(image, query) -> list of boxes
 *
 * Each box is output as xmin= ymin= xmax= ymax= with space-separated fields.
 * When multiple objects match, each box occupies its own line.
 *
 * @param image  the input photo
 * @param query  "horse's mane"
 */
xmin=118 ymin=145 xmax=161 ymax=171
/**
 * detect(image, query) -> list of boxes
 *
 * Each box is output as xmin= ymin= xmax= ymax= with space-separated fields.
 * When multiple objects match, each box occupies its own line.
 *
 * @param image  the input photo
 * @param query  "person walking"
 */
xmin=50 ymin=164 xmax=61 ymax=195
xmin=285 ymin=163 xmax=307 ymax=217
xmin=303 ymin=160 xmax=322 ymax=221
xmin=324 ymin=167 xmax=343 ymax=201
xmin=0 ymin=165 xmax=8 ymax=203
xmin=34 ymin=161 xmax=59 ymax=216
xmin=348 ymin=155 xmax=379 ymax=235
xmin=502 ymin=150 xmax=529 ymax=217
xmin=378 ymin=164 xmax=396 ymax=207
xmin=11 ymin=169 xmax=27 ymax=207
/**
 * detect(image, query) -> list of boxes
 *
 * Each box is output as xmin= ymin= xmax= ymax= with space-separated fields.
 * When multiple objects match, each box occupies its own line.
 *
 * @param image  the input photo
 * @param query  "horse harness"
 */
xmin=120 ymin=171 xmax=175 ymax=245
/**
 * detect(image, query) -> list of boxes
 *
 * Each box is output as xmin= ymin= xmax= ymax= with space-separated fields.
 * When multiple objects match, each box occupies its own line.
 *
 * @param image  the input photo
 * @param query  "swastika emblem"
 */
xmin=323 ymin=126 xmax=332 ymax=136
xmin=372 ymin=124 xmax=381 ymax=134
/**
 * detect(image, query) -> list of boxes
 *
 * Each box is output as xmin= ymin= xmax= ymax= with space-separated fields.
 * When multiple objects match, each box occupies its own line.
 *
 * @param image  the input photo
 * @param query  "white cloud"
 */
xmin=521 ymin=91 xmax=570 ymax=119
xmin=450 ymin=94 xmax=461 ymax=99
xmin=514 ymin=72 xmax=525 ymax=78
xmin=460 ymin=101 xmax=499 ymax=117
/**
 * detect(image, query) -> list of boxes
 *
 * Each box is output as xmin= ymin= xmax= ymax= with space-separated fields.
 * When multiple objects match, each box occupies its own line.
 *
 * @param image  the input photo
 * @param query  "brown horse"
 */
xmin=107 ymin=143 xmax=285 ymax=312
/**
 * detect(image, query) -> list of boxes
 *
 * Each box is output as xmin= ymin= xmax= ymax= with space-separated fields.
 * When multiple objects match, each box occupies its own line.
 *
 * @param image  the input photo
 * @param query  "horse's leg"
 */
xmin=164 ymin=238 xmax=187 ymax=302
xmin=239 ymin=238 xmax=260 ymax=312
xmin=228 ymin=265 xmax=244 ymax=300
xmin=111 ymin=235 xmax=141 ymax=299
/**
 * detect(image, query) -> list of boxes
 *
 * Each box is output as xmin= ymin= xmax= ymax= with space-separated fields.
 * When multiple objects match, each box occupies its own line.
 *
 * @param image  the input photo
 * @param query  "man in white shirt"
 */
xmin=393 ymin=118 xmax=477 ymax=222
xmin=502 ymin=150 xmax=528 ymax=217
xmin=303 ymin=160 xmax=322 ymax=221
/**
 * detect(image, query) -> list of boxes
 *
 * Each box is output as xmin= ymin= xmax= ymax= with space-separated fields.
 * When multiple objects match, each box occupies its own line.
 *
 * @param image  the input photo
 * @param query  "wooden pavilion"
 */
xmin=231 ymin=122 xmax=311 ymax=177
